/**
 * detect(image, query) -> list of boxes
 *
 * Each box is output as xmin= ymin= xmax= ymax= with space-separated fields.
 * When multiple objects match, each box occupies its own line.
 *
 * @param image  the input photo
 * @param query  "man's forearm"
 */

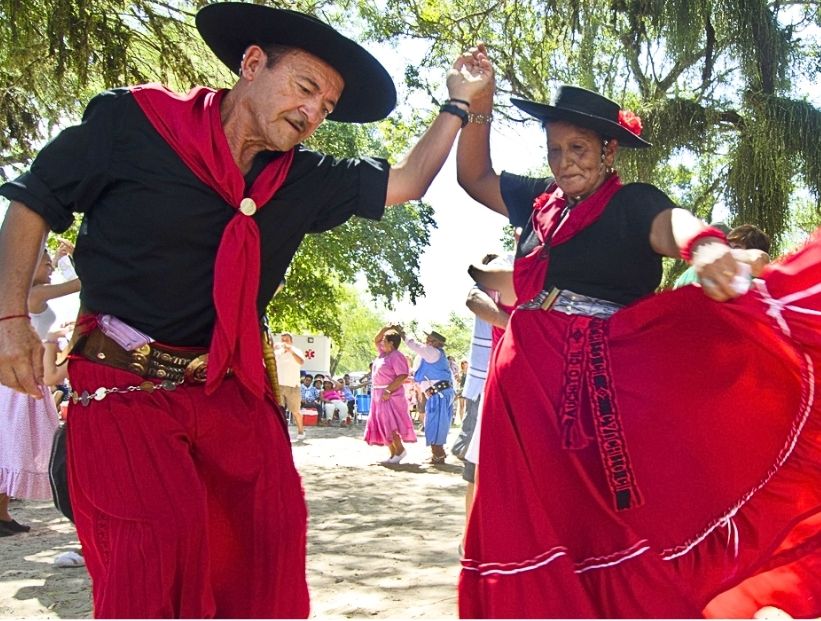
xmin=385 ymin=112 xmax=462 ymax=205
xmin=405 ymin=338 xmax=440 ymax=363
xmin=0 ymin=202 xmax=50 ymax=314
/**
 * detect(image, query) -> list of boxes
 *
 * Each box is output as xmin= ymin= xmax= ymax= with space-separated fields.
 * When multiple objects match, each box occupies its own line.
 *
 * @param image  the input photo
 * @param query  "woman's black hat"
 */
xmin=511 ymin=85 xmax=651 ymax=148
xmin=196 ymin=2 xmax=396 ymax=123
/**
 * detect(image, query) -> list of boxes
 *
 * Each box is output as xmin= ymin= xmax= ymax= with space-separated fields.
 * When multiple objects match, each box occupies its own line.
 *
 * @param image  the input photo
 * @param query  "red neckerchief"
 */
xmin=514 ymin=174 xmax=623 ymax=304
xmin=131 ymin=84 xmax=295 ymax=399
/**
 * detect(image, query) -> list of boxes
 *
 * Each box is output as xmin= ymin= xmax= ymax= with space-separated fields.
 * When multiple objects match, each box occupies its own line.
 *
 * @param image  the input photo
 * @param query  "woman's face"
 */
xmin=546 ymin=122 xmax=616 ymax=200
xmin=33 ymin=251 xmax=54 ymax=286
xmin=380 ymin=336 xmax=395 ymax=352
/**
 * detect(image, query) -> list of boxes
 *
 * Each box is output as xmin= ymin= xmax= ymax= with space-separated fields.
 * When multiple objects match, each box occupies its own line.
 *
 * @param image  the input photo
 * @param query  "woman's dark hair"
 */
xmin=385 ymin=330 xmax=401 ymax=349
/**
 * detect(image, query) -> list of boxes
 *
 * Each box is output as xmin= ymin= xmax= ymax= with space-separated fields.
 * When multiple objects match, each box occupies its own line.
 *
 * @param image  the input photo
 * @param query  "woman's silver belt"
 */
xmin=519 ymin=287 xmax=623 ymax=319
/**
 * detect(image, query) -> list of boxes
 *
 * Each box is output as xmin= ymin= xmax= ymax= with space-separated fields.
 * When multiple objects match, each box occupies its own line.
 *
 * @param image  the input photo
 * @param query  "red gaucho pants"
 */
xmin=65 ymin=358 xmax=309 ymax=618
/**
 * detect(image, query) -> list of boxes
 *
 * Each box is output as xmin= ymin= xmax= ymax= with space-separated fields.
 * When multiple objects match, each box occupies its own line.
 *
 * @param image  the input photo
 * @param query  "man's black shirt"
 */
xmin=0 ymin=89 xmax=390 ymax=345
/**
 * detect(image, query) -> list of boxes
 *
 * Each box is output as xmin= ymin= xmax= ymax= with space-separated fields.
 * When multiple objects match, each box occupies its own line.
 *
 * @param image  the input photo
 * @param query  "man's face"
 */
xmin=303 ymin=376 xmax=312 ymax=386
xmin=281 ymin=334 xmax=293 ymax=345
xmin=244 ymin=47 xmax=344 ymax=152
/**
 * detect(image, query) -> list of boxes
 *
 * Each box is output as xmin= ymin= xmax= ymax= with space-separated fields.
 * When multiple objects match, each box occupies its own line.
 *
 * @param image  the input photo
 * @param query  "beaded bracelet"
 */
xmin=468 ymin=112 xmax=493 ymax=124
xmin=440 ymin=103 xmax=469 ymax=128
xmin=680 ymin=227 xmax=729 ymax=262
xmin=0 ymin=314 xmax=29 ymax=323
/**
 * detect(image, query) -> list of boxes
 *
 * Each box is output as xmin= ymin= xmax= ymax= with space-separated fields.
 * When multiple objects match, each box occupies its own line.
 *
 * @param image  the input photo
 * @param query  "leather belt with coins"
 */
xmin=75 ymin=328 xmax=213 ymax=385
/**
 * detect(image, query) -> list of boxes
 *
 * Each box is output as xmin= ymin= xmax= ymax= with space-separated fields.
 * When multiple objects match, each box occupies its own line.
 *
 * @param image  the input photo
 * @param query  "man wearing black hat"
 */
xmin=0 ymin=4 xmax=491 ymax=618
xmin=404 ymin=329 xmax=456 ymax=463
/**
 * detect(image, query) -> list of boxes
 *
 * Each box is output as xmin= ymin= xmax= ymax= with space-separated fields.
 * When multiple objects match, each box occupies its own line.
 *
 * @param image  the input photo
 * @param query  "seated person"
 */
xmin=300 ymin=374 xmax=320 ymax=417
xmin=321 ymin=380 xmax=350 ymax=426
xmin=341 ymin=375 xmax=356 ymax=417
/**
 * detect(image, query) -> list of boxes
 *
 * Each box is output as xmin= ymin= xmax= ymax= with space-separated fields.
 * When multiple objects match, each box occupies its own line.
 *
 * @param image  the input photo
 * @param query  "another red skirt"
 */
xmin=459 ymin=235 xmax=821 ymax=618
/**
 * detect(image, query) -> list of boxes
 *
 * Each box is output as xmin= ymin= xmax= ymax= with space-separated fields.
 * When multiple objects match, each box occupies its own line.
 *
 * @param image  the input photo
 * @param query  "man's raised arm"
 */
xmin=385 ymin=47 xmax=493 ymax=206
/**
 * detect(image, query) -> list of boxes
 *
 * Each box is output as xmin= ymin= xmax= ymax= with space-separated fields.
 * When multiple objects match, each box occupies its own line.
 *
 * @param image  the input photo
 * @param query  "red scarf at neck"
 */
xmin=131 ymin=84 xmax=295 ymax=399
xmin=514 ymin=174 xmax=623 ymax=304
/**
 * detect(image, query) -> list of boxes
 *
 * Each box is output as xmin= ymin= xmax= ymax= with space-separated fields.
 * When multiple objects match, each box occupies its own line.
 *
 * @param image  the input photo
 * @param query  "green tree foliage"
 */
xmin=430 ymin=311 xmax=472 ymax=361
xmin=355 ymin=0 xmax=820 ymax=262
xmin=0 ymin=0 xmax=219 ymax=172
xmin=320 ymin=286 xmax=386 ymax=375
xmin=785 ymin=193 xmax=821 ymax=251
xmin=1 ymin=0 xmax=436 ymax=342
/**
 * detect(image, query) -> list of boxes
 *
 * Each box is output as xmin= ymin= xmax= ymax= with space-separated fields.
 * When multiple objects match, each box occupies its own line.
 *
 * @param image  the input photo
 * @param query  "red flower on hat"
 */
xmin=618 ymin=110 xmax=643 ymax=136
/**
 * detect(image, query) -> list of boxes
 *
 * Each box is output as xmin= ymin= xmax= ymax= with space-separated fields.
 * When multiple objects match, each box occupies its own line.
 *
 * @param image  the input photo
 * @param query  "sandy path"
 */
xmin=0 ymin=423 xmax=466 ymax=618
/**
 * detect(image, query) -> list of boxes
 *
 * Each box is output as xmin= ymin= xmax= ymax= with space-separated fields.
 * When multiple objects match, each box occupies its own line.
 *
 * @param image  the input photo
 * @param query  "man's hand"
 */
xmin=447 ymin=43 xmax=494 ymax=105
xmin=0 ymin=319 xmax=45 ymax=397
xmin=732 ymin=247 xmax=770 ymax=277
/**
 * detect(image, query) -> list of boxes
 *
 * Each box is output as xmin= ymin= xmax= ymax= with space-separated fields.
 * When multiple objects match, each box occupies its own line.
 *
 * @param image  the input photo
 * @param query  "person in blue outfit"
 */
xmin=403 ymin=330 xmax=455 ymax=463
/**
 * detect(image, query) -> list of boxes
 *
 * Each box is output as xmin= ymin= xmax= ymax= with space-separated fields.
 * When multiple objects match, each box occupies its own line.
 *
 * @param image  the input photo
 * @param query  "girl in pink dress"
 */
xmin=364 ymin=325 xmax=417 ymax=464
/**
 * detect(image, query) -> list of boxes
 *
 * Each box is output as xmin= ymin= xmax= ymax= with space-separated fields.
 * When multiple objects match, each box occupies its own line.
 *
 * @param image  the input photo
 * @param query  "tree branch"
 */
xmin=619 ymin=32 xmax=650 ymax=99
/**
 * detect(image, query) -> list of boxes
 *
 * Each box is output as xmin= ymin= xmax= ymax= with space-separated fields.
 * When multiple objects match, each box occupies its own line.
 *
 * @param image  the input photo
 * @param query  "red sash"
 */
xmin=131 ymin=84 xmax=295 ymax=399
xmin=513 ymin=174 xmax=623 ymax=304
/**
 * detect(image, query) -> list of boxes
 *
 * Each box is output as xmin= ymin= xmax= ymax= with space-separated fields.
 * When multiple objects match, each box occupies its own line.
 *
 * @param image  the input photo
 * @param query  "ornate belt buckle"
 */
xmin=540 ymin=287 xmax=562 ymax=310
xmin=184 ymin=354 xmax=209 ymax=384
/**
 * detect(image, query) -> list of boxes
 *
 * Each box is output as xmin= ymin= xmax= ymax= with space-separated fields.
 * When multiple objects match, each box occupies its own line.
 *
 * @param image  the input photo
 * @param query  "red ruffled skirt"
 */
xmin=459 ymin=236 xmax=821 ymax=618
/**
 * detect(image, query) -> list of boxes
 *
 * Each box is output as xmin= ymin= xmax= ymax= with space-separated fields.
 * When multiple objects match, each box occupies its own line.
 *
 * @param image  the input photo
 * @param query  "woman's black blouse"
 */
xmin=500 ymin=171 xmax=676 ymax=306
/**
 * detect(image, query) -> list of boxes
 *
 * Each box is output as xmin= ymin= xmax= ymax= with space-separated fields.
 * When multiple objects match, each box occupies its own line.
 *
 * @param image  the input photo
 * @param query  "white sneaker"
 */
xmin=54 ymin=550 xmax=85 ymax=568
xmin=296 ymin=432 xmax=306 ymax=441
xmin=388 ymin=450 xmax=407 ymax=464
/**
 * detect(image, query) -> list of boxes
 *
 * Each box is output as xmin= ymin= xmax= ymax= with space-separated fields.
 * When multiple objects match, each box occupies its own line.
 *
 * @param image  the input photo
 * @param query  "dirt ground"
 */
xmin=0 ymin=422 xmax=467 ymax=619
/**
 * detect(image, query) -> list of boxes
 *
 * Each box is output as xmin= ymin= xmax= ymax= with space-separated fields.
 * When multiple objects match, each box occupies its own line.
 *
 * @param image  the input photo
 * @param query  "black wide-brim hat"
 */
xmin=425 ymin=330 xmax=447 ymax=344
xmin=196 ymin=2 xmax=396 ymax=123
xmin=511 ymin=85 xmax=651 ymax=148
